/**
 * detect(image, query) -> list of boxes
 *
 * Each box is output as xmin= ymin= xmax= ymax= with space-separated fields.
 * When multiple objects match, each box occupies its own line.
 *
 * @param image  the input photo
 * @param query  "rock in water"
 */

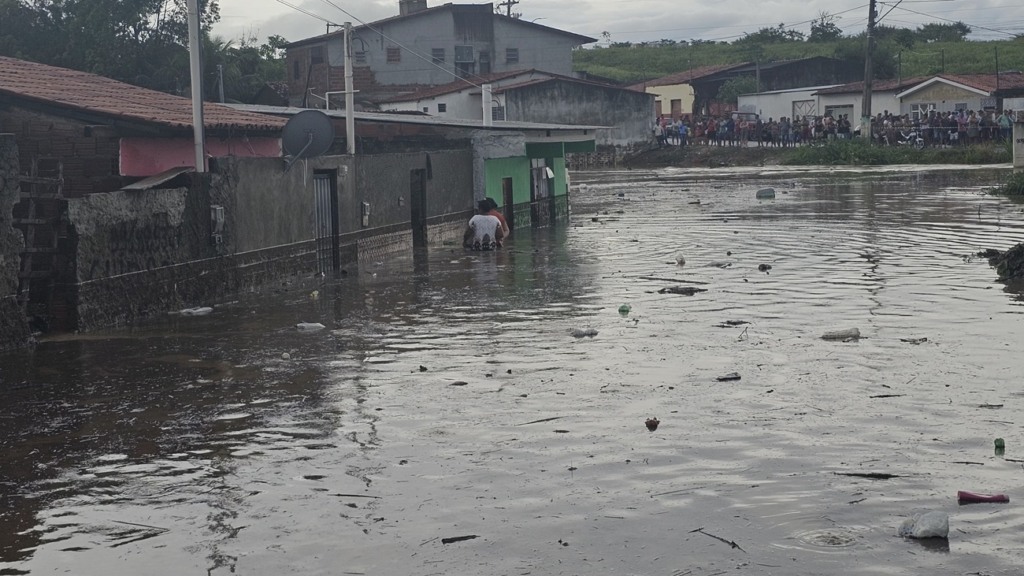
xmin=659 ymin=286 xmax=708 ymax=296
xmin=675 ymin=254 xmax=686 ymax=267
xmin=822 ymin=328 xmax=860 ymax=341
xmin=994 ymin=243 xmax=1024 ymax=281
xmin=756 ymin=188 xmax=776 ymax=199
xmin=297 ymin=322 xmax=327 ymax=332
xmin=898 ymin=511 xmax=949 ymax=539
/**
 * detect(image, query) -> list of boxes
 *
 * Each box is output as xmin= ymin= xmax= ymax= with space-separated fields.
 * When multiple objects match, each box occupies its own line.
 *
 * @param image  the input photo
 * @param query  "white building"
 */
xmin=737 ymin=85 xmax=840 ymax=121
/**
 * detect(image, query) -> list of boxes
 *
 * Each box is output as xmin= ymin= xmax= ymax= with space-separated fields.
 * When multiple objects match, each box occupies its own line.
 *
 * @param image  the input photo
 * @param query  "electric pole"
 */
xmin=860 ymin=0 xmax=877 ymax=141
xmin=496 ymin=0 xmax=519 ymax=17
xmin=187 ymin=0 xmax=206 ymax=171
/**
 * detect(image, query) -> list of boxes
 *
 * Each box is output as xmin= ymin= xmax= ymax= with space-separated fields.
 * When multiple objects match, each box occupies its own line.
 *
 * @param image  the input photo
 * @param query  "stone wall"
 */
xmin=0 ymin=134 xmax=32 ymax=349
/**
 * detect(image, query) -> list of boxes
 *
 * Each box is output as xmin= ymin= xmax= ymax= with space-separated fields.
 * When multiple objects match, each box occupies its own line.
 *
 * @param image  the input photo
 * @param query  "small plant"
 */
xmin=998 ymin=171 xmax=1024 ymax=195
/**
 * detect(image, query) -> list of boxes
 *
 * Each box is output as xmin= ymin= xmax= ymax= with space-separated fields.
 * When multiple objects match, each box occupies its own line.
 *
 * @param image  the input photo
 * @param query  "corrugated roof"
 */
xmin=226 ymin=104 xmax=607 ymax=132
xmin=377 ymin=69 xmax=541 ymax=103
xmin=627 ymin=63 xmax=750 ymax=90
xmin=285 ymin=3 xmax=596 ymax=49
xmin=0 ymin=56 xmax=286 ymax=133
xmin=380 ymin=69 xmax=646 ymax=103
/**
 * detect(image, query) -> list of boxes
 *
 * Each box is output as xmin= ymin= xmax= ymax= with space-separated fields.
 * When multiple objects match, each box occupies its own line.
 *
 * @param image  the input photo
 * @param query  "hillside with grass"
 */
xmin=573 ymin=20 xmax=1024 ymax=85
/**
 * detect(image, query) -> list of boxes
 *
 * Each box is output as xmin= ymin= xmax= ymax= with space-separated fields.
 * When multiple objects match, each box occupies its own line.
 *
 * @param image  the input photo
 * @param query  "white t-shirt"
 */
xmin=467 ymin=214 xmax=502 ymax=250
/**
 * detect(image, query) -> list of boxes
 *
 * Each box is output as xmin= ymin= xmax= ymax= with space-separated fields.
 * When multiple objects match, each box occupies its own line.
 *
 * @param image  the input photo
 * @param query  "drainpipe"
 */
xmin=482 ymin=84 xmax=493 ymax=127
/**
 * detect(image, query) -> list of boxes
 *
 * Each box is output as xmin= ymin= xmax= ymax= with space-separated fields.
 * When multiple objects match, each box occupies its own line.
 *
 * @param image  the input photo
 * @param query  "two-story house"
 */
xmin=284 ymin=1 xmax=596 ymax=107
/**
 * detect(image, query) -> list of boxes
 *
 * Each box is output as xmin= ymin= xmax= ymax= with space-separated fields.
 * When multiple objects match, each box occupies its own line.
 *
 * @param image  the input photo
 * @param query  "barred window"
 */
xmin=505 ymin=48 xmax=519 ymax=64
xmin=431 ymin=48 xmax=445 ymax=64
xmin=387 ymin=47 xmax=401 ymax=63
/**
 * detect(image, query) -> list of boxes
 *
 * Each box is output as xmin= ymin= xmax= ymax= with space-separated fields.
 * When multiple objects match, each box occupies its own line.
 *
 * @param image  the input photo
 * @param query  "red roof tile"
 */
xmin=936 ymin=72 xmax=1024 ymax=93
xmin=0 ymin=56 xmax=285 ymax=133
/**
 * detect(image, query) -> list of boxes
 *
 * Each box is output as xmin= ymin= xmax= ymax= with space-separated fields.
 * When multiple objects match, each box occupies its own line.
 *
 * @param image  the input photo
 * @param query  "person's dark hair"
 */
xmin=477 ymin=199 xmax=491 ymax=213
xmin=485 ymin=197 xmax=499 ymax=211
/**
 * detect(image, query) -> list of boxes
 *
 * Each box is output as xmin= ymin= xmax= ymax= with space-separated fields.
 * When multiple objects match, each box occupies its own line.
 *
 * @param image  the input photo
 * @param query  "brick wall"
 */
xmin=0 ymin=106 xmax=124 ymax=197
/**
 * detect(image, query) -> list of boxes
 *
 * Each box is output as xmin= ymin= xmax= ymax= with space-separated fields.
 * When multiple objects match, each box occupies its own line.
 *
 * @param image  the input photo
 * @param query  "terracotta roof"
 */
xmin=627 ymin=63 xmax=750 ymax=90
xmin=813 ymin=76 xmax=931 ymax=95
xmin=491 ymin=75 xmax=648 ymax=95
xmin=0 ymin=56 xmax=286 ymax=133
xmin=937 ymin=72 xmax=1024 ymax=93
xmin=286 ymin=3 xmax=596 ymax=49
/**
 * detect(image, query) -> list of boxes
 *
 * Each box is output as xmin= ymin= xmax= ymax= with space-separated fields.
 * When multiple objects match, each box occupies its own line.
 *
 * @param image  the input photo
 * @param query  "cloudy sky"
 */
xmin=213 ymin=0 xmax=1024 ymax=46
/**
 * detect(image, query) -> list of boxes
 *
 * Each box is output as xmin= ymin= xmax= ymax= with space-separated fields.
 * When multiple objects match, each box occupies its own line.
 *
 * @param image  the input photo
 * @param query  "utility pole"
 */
xmin=496 ymin=0 xmax=519 ymax=17
xmin=187 ymin=0 xmax=206 ymax=171
xmin=860 ymin=0 xmax=876 ymax=141
xmin=344 ymin=22 xmax=356 ymax=155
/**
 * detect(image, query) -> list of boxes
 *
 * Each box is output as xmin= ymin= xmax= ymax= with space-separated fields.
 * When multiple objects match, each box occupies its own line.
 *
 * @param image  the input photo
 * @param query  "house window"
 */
xmin=293 ymin=60 xmax=301 ymax=79
xmin=423 ymin=107 xmax=429 ymax=113
xmin=954 ymin=103 xmax=967 ymax=112
xmin=438 ymin=103 xmax=447 ymax=113
xmin=454 ymin=45 xmax=474 ymax=63
xmin=505 ymin=47 xmax=519 ymax=64
xmin=354 ymin=50 xmax=367 ymax=65
xmin=310 ymin=46 xmax=324 ymax=65
xmin=456 ymin=62 xmax=475 ymax=78
xmin=479 ymin=51 xmax=491 ymax=74
xmin=387 ymin=47 xmax=401 ymax=63
xmin=492 ymin=106 xmax=506 ymax=121
xmin=431 ymin=48 xmax=446 ymax=64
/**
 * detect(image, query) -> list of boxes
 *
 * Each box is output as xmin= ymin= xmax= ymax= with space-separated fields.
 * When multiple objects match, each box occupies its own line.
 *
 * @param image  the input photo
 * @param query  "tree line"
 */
xmin=577 ymin=14 xmax=1020 ymax=86
xmin=0 ymin=0 xmax=287 ymax=103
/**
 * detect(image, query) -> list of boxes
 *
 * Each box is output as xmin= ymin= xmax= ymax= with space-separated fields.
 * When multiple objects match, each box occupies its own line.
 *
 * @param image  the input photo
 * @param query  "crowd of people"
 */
xmin=653 ymin=108 xmax=1017 ymax=148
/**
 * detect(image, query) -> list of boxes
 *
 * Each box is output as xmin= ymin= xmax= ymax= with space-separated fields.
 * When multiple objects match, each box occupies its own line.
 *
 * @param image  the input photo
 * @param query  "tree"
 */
xmin=0 ymin=0 xmax=222 ymax=90
xmin=809 ymin=11 xmax=842 ymax=43
xmin=917 ymin=22 xmax=971 ymax=43
xmin=734 ymin=23 xmax=805 ymax=46
xmin=717 ymin=76 xmax=759 ymax=103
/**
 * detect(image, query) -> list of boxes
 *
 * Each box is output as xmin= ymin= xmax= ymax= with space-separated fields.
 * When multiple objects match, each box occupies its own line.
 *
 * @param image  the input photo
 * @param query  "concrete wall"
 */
xmin=818 ymin=93 xmax=902 ymax=122
xmin=899 ymin=83 xmax=986 ymax=115
xmin=738 ymin=87 xmax=831 ymax=121
xmin=504 ymin=80 xmax=653 ymax=147
xmin=0 ymin=134 xmax=32 ymax=349
xmin=644 ymin=84 xmax=694 ymax=119
xmin=472 ymin=130 xmax=526 ymax=202
xmin=68 ymin=148 xmax=476 ymax=330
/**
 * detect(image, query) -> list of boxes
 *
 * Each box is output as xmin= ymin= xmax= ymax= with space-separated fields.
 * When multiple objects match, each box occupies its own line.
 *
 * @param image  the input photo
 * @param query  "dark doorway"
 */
xmin=501 ymin=177 xmax=515 ymax=231
xmin=313 ymin=171 xmax=340 ymax=274
xmin=410 ymin=169 xmax=428 ymax=247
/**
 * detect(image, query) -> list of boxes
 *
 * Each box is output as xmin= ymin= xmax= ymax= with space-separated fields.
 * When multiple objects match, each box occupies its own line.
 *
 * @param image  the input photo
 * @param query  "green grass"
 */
xmin=573 ymin=38 xmax=1024 ymax=85
xmin=780 ymin=139 xmax=1011 ymax=166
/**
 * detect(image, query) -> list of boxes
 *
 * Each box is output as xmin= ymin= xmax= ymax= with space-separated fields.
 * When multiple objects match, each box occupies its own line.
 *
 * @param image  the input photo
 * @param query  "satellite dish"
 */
xmin=282 ymin=110 xmax=335 ymax=171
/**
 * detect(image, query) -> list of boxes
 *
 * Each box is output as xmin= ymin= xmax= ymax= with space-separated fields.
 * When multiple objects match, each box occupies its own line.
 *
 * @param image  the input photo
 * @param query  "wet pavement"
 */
xmin=2 ymin=165 xmax=1024 ymax=575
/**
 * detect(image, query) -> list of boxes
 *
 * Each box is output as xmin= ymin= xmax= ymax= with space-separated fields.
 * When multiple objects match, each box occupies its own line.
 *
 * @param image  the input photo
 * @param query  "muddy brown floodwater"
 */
xmin=2 ymin=165 xmax=1024 ymax=576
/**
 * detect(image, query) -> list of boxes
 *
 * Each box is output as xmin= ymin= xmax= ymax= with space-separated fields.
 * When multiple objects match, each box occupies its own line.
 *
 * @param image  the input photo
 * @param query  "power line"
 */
xmin=880 ymin=1 xmax=1020 ymax=38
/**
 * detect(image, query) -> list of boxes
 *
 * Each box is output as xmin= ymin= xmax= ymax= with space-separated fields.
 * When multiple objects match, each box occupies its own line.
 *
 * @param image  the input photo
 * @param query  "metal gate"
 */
xmin=313 ymin=173 xmax=338 ymax=274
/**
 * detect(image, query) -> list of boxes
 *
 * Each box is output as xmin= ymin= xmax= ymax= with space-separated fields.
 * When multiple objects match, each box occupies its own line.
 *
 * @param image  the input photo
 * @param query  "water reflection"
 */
xmin=2 ymin=166 xmax=1024 ymax=575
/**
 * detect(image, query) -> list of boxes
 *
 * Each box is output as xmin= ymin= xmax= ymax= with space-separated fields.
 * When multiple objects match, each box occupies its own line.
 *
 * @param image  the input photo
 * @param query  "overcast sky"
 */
xmin=213 ymin=0 xmax=1024 ymax=46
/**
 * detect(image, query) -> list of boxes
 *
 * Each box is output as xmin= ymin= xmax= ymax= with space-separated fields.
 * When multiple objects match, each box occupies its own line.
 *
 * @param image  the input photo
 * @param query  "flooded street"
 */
xmin=3 ymin=165 xmax=1024 ymax=576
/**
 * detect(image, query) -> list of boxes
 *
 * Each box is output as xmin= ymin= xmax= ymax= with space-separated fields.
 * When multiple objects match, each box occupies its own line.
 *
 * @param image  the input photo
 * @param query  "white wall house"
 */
xmin=737 ymin=85 xmax=840 ymax=121
xmin=812 ymin=77 xmax=929 ymax=121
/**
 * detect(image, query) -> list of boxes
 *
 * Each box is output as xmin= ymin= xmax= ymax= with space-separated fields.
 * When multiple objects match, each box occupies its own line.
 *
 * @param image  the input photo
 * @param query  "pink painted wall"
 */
xmin=119 ymin=137 xmax=282 ymax=177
